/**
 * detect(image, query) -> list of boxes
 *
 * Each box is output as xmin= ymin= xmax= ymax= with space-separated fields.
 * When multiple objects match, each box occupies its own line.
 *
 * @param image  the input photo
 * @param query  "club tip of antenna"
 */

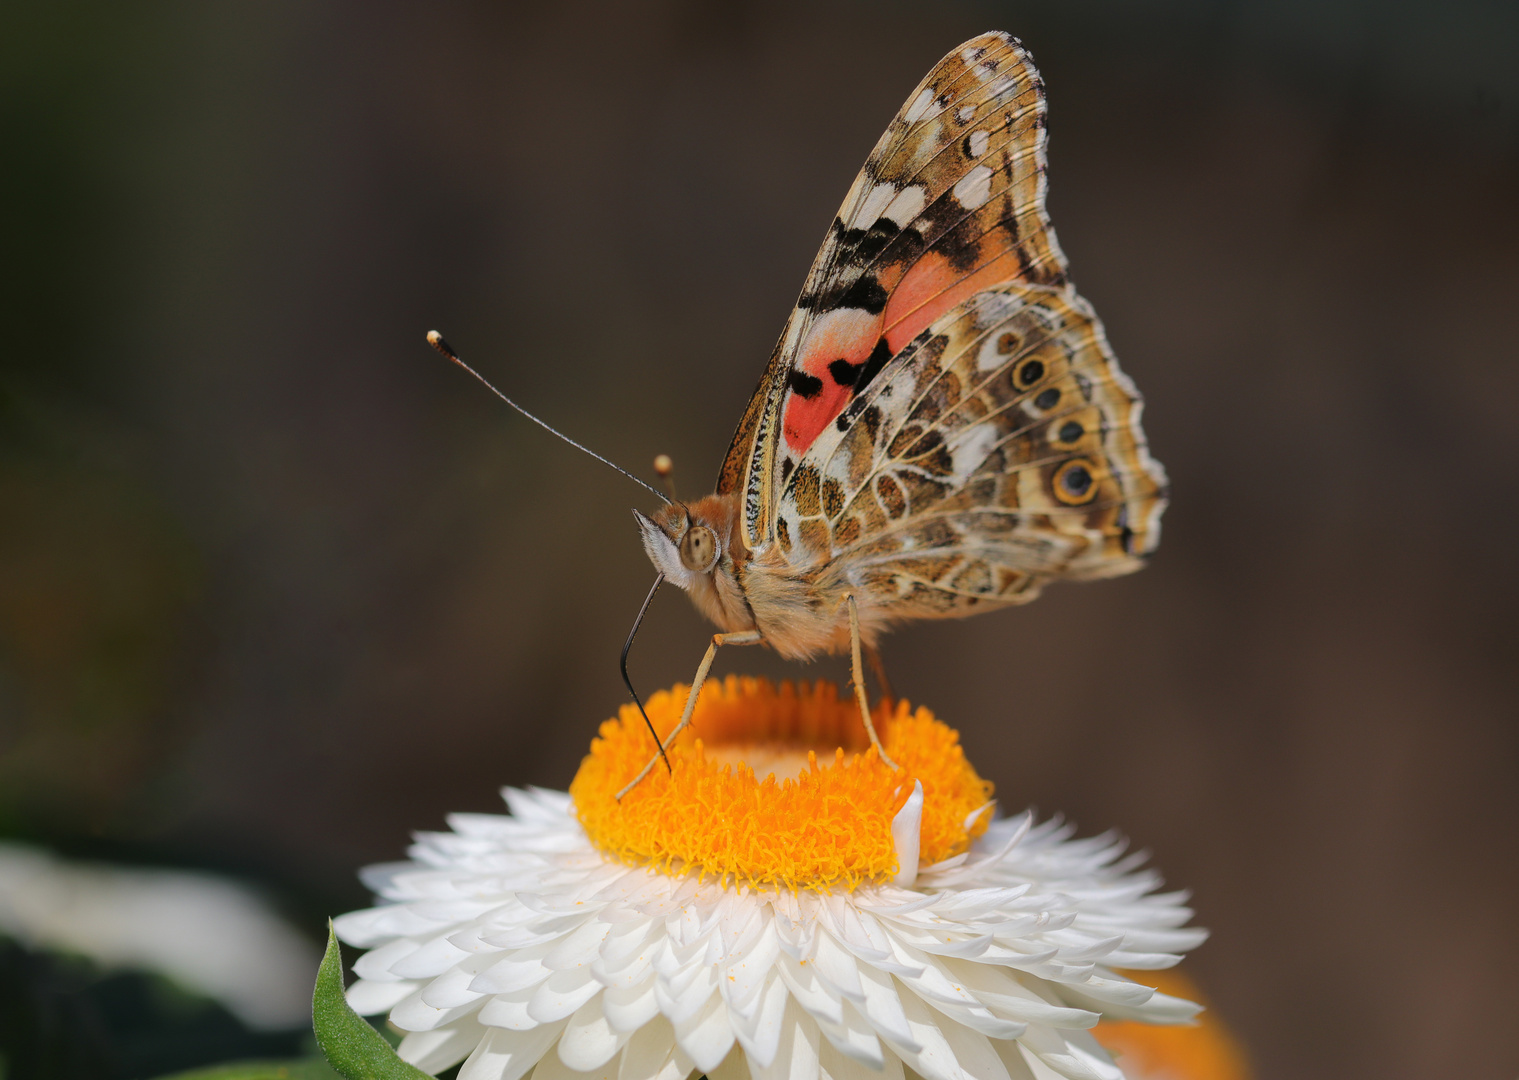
xmin=653 ymin=454 xmax=674 ymax=478
xmin=425 ymin=329 xmax=459 ymax=361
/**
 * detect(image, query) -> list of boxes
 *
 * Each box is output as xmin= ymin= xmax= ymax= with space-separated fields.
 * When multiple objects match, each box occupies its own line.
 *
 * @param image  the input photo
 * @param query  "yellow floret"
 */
xmin=570 ymin=676 xmax=994 ymax=890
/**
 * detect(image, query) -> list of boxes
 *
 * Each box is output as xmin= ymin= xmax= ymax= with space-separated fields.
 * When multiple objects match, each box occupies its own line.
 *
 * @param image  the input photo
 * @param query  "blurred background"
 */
xmin=2 ymin=1 xmax=1517 ymax=1076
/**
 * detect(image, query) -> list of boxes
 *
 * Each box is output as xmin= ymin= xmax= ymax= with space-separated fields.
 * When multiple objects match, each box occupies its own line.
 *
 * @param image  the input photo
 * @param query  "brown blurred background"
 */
xmin=3 ymin=1 xmax=1517 ymax=1077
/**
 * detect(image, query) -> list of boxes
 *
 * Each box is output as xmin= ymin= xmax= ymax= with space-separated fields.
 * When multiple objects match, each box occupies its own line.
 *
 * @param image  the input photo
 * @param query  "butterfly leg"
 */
xmin=615 ymin=629 xmax=763 ymax=800
xmin=846 ymin=595 xmax=900 ymax=770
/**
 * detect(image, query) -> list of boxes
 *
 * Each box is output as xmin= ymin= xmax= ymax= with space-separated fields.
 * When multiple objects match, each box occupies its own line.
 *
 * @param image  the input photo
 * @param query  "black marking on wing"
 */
xmin=835 ymin=273 xmax=888 ymax=315
xmin=832 ymin=337 xmax=896 ymax=432
xmin=787 ymin=369 xmax=823 ymax=399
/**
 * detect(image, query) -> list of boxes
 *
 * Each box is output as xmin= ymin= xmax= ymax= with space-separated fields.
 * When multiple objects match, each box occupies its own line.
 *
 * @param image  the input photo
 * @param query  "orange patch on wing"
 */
xmin=783 ymin=308 xmax=881 ymax=454
xmin=882 ymin=243 xmax=1025 ymax=354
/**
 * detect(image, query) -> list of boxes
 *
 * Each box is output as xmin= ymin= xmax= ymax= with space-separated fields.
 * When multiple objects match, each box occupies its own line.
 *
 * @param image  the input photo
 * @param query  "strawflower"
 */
xmin=335 ymin=677 xmax=1209 ymax=1080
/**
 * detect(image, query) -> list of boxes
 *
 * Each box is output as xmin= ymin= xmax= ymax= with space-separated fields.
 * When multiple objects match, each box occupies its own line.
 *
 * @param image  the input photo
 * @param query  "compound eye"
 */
xmin=679 ymin=525 xmax=719 ymax=572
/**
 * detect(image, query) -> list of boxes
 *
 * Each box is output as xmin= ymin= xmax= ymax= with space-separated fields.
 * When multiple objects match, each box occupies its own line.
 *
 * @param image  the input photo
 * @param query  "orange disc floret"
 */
xmin=570 ymin=676 xmax=994 ymax=890
xmin=1094 ymin=969 xmax=1252 ymax=1080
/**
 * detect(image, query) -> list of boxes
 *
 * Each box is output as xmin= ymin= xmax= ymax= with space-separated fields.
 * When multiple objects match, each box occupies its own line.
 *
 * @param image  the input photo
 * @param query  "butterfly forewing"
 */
xmin=718 ymin=33 xmax=1073 ymax=544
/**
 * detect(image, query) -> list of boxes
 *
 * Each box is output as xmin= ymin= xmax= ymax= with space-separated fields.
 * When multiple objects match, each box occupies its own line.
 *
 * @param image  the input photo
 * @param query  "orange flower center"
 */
xmin=570 ymin=676 xmax=994 ymax=889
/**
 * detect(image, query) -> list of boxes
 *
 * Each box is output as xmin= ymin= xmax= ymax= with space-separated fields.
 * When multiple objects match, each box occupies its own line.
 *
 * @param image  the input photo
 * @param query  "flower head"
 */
xmin=336 ymin=678 xmax=1208 ymax=1080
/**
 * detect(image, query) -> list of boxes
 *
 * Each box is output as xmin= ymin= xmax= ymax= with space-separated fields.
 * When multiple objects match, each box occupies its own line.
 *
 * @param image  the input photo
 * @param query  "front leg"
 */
xmin=615 ymin=629 xmax=763 ymax=800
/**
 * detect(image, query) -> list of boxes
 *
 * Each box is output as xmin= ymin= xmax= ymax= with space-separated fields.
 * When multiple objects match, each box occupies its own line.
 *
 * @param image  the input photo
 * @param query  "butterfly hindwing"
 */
xmin=776 ymin=281 xmax=1166 ymax=618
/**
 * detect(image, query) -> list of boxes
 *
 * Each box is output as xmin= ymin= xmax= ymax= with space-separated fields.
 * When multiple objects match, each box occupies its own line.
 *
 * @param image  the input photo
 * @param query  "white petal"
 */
xmin=358 ymin=860 xmax=418 ymax=896
xmin=334 ymin=903 xmax=435 ymax=947
xmin=852 ymin=964 xmax=919 ymax=1051
xmin=814 ymin=999 xmax=883 ymax=1069
xmin=489 ymin=918 xmax=586 ymax=950
xmin=891 ymin=782 xmax=923 ymax=887
xmin=657 ymin=957 xmax=719 ymax=1023
xmin=731 ymin=973 xmax=789 ymax=1067
xmin=879 ymin=942 xmax=1021 ymax=1039
xmin=545 ymin=920 xmax=613 ymax=971
xmin=819 ymin=1032 xmax=899 ymax=1080
xmin=775 ymin=953 xmax=843 ymax=1027
xmin=616 ymin=1015 xmax=680 ymax=1080
xmin=461 ymin=1022 xmax=567 ymax=1080
xmin=398 ymin=1016 xmax=489 ymax=1073
xmin=706 ymin=1044 xmax=750 ymax=1080
xmin=422 ymin=962 xmax=492 ymax=1009
xmin=603 ymin=977 xmax=660 ymax=1032
xmin=988 ymin=1039 xmax=1040 ymax=1080
xmin=531 ymin=1040 xmax=620 ymax=1080
xmin=673 ymin=989 xmax=736 ymax=1074
xmin=474 ymin=941 xmax=557 ymax=995
xmin=748 ymin=999 xmax=820 ymax=1080
xmin=352 ymin=936 xmax=421 ymax=980
xmin=558 ymin=994 xmax=632 ymax=1071
xmin=890 ymin=990 xmax=1007 ymax=1080
xmin=809 ymin=932 xmax=864 ymax=1003
xmin=480 ymin=986 xmax=540 ymax=1030
xmin=724 ymin=920 xmax=780 ymax=1014
xmin=596 ymin=918 xmax=659 ymax=972
xmin=391 ymin=984 xmax=483 ymax=1032
xmin=1014 ymin=1026 xmax=1121 ymax=1080
xmin=345 ymin=977 xmax=418 ymax=1016
xmin=936 ymin=958 xmax=1093 ymax=1028
xmin=528 ymin=969 xmax=603 ymax=1022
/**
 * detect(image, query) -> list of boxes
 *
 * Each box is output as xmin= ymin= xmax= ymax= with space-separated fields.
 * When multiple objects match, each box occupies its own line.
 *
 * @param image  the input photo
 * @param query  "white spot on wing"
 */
xmin=952 ymin=165 xmax=994 ymax=210
xmin=957 ymin=105 xmax=976 ymax=123
xmin=853 ymin=182 xmax=896 ymax=228
xmin=968 ymin=130 xmax=990 ymax=158
xmin=903 ymin=87 xmax=939 ymax=124
xmin=975 ymin=333 xmax=1006 ymax=373
xmin=882 ymin=185 xmax=926 ymax=227
xmin=950 ymin=422 xmax=1000 ymax=480
xmin=971 ymin=289 xmax=1024 ymax=332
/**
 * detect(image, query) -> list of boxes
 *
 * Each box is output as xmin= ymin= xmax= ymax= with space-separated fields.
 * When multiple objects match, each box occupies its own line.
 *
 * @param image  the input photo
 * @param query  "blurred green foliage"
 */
xmin=0 ymin=2 xmax=206 ymax=843
xmin=0 ymin=938 xmax=308 ymax=1079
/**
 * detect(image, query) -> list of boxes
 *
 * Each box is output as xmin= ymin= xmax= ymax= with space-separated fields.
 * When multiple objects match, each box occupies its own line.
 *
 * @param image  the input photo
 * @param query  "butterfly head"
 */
xmin=633 ymin=495 xmax=752 ymax=632
xmin=633 ymin=499 xmax=726 ymax=584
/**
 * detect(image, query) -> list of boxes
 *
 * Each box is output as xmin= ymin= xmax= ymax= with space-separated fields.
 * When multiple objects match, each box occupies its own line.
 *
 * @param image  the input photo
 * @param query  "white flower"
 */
xmin=0 ymin=842 xmax=319 ymax=1029
xmin=335 ymin=786 xmax=1205 ymax=1080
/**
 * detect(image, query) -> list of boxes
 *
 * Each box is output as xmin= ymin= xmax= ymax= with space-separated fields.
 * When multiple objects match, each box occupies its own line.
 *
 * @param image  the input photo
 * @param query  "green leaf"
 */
xmin=312 ymin=920 xmax=432 ymax=1080
xmin=150 ymin=1059 xmax=342 ymax=1080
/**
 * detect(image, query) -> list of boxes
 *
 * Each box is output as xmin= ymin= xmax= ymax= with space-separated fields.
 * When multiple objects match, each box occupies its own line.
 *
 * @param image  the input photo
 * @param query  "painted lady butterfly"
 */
xmin=617 ymin=32 xmax=1167 ymax=789
xmin=428 ymin=32 xmax=1167 ymax=790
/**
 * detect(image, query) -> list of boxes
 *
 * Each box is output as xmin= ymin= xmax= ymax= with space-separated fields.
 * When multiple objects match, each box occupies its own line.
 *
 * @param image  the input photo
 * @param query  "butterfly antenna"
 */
xmin=620 ymin=573 xmax=671 ymax=782
xmin=427 ymin=331 xmax=671 ymax=505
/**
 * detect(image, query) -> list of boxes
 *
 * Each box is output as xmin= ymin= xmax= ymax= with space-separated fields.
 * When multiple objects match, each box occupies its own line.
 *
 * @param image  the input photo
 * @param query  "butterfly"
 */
xmin=459 ymin=32 xmax=1167 ymax=793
